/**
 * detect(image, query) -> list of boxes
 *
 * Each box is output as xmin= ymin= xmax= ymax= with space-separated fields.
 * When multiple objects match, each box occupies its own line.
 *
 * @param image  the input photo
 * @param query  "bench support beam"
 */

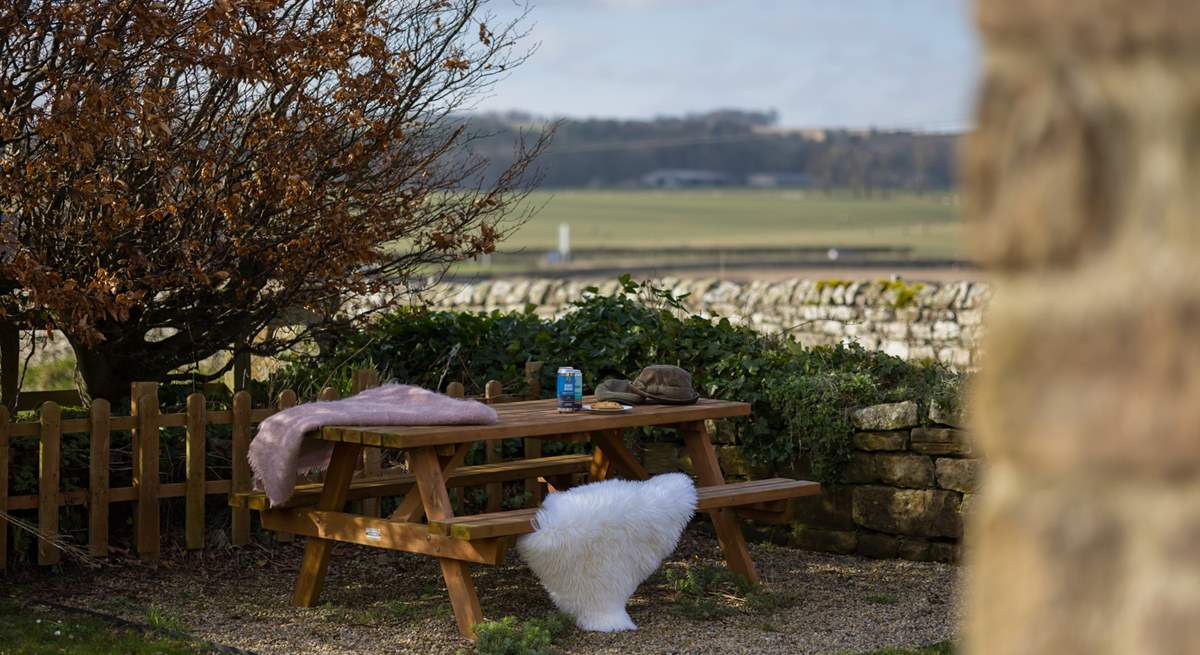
xmin=292 ymin=441 xmax=361 ymax=607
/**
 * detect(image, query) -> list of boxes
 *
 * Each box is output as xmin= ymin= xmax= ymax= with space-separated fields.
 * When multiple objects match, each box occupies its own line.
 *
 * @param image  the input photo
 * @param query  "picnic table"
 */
xmin=231 ymin=397 xmax=820 ymax=640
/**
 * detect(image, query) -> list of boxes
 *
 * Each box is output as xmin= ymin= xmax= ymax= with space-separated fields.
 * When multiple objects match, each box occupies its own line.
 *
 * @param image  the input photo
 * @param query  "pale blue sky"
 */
xmin=475 ymin=0 xmax=979 ymax=130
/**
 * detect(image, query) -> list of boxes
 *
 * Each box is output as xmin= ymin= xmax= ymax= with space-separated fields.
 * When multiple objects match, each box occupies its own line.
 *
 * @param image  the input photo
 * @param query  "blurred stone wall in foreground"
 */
xmin=965 ymin=0 xmax=1200 ymax=653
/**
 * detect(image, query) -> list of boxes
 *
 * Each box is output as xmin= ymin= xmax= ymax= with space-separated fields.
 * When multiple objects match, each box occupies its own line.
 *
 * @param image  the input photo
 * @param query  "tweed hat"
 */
xmin=594 ymin=378 xmax=645 ymax=405
xmin=631 ymin=365 xmax=700 ymax=405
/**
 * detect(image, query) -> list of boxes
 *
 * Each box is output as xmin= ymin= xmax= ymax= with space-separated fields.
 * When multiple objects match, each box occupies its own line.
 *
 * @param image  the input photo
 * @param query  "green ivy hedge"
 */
xmin=273 ymin=276 xmax=964 ymax=483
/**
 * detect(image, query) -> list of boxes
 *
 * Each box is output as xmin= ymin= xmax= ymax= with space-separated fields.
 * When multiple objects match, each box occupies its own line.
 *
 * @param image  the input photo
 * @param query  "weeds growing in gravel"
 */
xmin=665 ymin=564 xmax=798 ymax=620
xmin=468 ymin=612 xmax=570 ymax=655
xmin=866 ymin=592 xmax=900 ymax=605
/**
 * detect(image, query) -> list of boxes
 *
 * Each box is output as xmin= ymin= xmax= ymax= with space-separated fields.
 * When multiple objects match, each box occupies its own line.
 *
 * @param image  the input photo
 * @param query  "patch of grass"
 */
xmin=145 ymin=606 xmax=185 ymax=632
xmin=0 ymin=600 xmax=211 ymax=655
xmin=665 ymin=564 xmax=797 ymax=620
xmin=846 ymin=642 xmax=954 ymax=655
xmin=866 ymin=592 xmax=900 ymax=605
xmin=468 ymin=612 xmax=570 ymax=655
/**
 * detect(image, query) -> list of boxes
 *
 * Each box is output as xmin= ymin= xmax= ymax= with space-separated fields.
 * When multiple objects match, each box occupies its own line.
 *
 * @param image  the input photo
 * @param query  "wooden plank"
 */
xmin=185 ymin=393 xmax=206 ymax=550
xmin=484 ymin=380 xmax=504 ymax=512
xmin=293 ymin=441 xmax=362 ymax=607
xmin=428 ymin=478 xmax=819 ymax=541
xmin=14 ymin=389 xmax=82 ymax=412
xmin=680 ymin=420 xmax=758 ymax=584
xmin=321 ymin=398 xmax=751 ymax=449
xmin=446 ymin=381 xmax=465 ymax=399
xmin=231 ymin=390 xmax=252 ymax=546
xmin=6 ymin=479 xmax=234 ymax=510
xmin=590 ymin=429 xmax=649 ymax=480
xmin=274 ymin=390 xmax=297 ymax=543
xmin=410 ymin=446 xmax=484 ymax=640
xmin=0 ymin=406 xmax=7 ymax=569
xmin=131 ymin=384 xmax=161 ymax=561
xmin=260 ymin=509 xmax=507 ymax=565
xmin=38 ymin=401 xmax=61 ymax=565
xmin=588 ymin=439 xmax=610 ymax=482
xmin=236 ymin=452 xmax=592 ymax=511
xmin=88 ymin=400 xmax=110 ymax=558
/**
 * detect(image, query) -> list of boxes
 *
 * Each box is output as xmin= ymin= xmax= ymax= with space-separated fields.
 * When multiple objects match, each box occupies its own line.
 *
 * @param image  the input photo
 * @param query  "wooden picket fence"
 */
xmin=0 ymin=363 xmax=544 ymax=569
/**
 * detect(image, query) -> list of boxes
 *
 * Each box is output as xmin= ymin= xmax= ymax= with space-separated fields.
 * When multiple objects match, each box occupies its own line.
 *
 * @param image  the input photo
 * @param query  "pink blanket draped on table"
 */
xmin=248 ymin=384 xmax=499 ymax=507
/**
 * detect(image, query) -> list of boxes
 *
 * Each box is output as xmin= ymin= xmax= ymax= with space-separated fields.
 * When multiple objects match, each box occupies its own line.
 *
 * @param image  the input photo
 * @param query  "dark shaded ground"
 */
xmin=2 ymin=525 xmax=959 ymax=654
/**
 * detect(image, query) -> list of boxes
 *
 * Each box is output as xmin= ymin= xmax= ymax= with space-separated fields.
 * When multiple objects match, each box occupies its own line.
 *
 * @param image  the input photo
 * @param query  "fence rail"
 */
xmin=0 ymin=362 xmax=544 ymax=569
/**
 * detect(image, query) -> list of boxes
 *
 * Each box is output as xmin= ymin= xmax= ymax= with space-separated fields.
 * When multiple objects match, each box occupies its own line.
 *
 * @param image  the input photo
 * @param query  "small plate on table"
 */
xmin=582 ymin=403 xmax=634 ymax=414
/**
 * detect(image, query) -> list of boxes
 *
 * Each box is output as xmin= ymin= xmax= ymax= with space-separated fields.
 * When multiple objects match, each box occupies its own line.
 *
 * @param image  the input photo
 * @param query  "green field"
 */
xmin=500 ymin=189 xmax=964 ymax=258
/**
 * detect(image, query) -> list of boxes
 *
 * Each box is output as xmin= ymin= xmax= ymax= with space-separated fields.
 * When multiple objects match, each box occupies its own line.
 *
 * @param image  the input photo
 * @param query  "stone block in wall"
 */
xmin=841 ymin=452 xmax=880 ymax=484
xmin=791 ymin=484 xmax=856 ymax=530
xmin=844 ymin=281 xmax=863 ymax=305
xmin=527 ymin=279 xmax=551 ymax=305
xmin=935 ymin=457 xmax=980 ymax=493
xmin=852 ymin=401 xmax=919 ymax=430
xmin=929 ymin=398 xmax=965 ymax=428
xmin=828 ymin=305 xmax=856 ymax=321
xmin=852 ymin=486 xmax=963 ymax=538
xmin=937 ymin=347 xmax=971 ymax=368
xmin=958 ymin=308 xmax=983 ymax=326
xmin=933 ymin=320 xmax=962 ymax=340
xmin=883 ymin=340 xmax=910 ymax=359
xmin=931 ymin=284 xmax=960 ymax=308
xmin=790 ymin=526 xmax=857 ymax=555
xmin=895 ymin=306 xmax=920 ymax=322
xmin=875 ymin=453 xmax=936 ymax=488
xmin=909 ymin=345 xmax=936 ymax=361
xmin=864 ymin=306 xmax=894 ymax=322
xmin=910 ymin=323 xmax=933 ymax=340
xmin=929 ymin=541 xmax=958 ymax=564
xmin=857 ymin=532 xmax=900 ymax=559
xmin=911 ymin=427 xmax=973 ymax=456
xmin=882 ymin=321 xmax=909 ymax=340
xmin=852 ymin=430 xmax=909 ymax=451
xmin=898 ymin=537 xmax=933 ymax=562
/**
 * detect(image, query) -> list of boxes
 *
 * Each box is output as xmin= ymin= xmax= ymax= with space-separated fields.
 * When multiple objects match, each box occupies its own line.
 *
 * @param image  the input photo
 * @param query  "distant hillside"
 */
xmin=463 ymin=110 xmax=959 ymax=191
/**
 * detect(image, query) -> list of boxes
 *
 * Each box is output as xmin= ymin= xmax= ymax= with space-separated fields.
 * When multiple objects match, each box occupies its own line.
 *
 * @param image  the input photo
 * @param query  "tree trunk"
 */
xmin=71 ymin=340 xmax=159 ymax=404
xmin=965 ymin=1 xmax=1200 ymax=653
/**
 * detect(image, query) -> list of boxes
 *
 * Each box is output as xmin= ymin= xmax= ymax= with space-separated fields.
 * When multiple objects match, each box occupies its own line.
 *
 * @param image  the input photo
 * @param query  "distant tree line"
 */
xmin=464 ymin=109 xmax=959 ymax=192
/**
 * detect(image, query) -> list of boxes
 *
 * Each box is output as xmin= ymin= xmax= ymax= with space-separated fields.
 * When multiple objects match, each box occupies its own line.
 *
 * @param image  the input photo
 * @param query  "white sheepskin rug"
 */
xmin=516 ymin=472 xmax=697 ymax=632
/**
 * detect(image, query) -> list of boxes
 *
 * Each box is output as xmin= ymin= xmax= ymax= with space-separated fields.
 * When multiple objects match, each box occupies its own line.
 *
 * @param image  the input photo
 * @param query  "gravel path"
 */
xmin=8 ymin=526 xmax=960 ymax=654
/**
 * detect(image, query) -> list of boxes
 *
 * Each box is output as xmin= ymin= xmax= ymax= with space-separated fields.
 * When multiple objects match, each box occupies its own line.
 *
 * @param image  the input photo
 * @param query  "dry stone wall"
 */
xmin=633 ymin=398 xmax=974 ymax=562
xmin=427 ymin=277 xmax=990 ymax=369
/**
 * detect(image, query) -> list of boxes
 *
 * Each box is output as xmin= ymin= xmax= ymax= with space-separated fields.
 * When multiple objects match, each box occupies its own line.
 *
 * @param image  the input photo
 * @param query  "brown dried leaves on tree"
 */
xmin=0 ymin=0 xmax=549 ymax=399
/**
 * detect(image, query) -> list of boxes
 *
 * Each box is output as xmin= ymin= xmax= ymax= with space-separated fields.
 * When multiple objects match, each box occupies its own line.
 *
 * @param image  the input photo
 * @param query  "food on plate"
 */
xmin=591 ymin=400 xmax=625 ymax=410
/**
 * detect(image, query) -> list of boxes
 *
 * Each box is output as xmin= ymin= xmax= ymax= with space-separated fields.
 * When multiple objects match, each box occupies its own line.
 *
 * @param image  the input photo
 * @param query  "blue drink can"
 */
xmin=556 ymin=366 xmax=578 ymax=412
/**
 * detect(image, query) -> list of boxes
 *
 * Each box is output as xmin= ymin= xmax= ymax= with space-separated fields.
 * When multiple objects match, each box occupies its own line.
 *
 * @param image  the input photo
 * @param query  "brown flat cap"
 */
xmin=631 ymin=365 xmax=699 ymax=405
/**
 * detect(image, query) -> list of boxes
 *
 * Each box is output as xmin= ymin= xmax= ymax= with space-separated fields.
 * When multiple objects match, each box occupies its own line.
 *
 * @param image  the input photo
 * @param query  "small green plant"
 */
xmin=845 ymin=642 xmax=954 ymax=655
xmin=144 ymin=606 xmax=184 ymax=632
xmin=665 ymin=565 xmax=796 ymax=620
xmin=866 ymin=592 xmax=900 ymax=605
xmin=471 ymin=613 xmax=568 ymax=655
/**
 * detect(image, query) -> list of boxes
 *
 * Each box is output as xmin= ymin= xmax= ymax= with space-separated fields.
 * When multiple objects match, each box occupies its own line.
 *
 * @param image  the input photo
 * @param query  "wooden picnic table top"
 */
xmin=315 ymin=397 xmax=750 ymax=449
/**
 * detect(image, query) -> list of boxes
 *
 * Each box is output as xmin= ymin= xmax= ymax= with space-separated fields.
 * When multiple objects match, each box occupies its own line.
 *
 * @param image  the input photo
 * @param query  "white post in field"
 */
xmin=558 ymin=223 xmax=570 ymax=261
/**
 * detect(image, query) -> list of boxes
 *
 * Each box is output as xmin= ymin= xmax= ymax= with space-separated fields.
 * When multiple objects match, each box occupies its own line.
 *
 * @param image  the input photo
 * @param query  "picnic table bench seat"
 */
xmin=427 ymin=477 xmax=821 ymax=541
xmin=230 ymin=454 xmax=594 ymax=511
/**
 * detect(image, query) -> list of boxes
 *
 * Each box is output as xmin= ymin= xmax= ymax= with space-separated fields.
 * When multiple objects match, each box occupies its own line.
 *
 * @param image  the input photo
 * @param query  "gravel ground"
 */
xmin=6 ymin=525 xmax=960 ymax=654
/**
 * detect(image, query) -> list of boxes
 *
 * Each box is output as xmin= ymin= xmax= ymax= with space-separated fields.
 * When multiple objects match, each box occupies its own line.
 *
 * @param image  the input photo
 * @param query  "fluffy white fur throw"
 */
xmin=516 ymin=473 xmax=697 ymax=631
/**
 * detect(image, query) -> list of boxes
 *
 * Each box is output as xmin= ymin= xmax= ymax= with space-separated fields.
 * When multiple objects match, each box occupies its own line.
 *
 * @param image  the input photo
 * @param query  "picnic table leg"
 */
xmin=292 ymin=441 xmax=363 ymax=607
xmin=389 ymin=442 xmax=471 ymax=522
xmin=678 ymin=421 xmax=760 ymax=584
xmin=410 ymin=446 xmax=485 ymax=640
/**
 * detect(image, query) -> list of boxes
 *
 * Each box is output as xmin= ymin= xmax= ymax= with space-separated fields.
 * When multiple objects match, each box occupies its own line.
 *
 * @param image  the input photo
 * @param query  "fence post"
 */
xmin=355 ymin=370 xmax=382 ymax=517
xmin=131 ymin=382 xmax=160 ymax=561
xmin=185 ymin=393 xmax=206 ymax=550
xmin=231 ymin=390 xmax=252 ymax=546
xmin=38 ymin=401 xmax=61 ymax=565
xmin=88 ymin=399 xmax=110 ymax=558
xmin=274 ymin=390 xmax=298 ymax=543
xmin=0 ymin=406 xmax=9 ymax=569
xmin=484 ymin=380 xmax=504 ymax=512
